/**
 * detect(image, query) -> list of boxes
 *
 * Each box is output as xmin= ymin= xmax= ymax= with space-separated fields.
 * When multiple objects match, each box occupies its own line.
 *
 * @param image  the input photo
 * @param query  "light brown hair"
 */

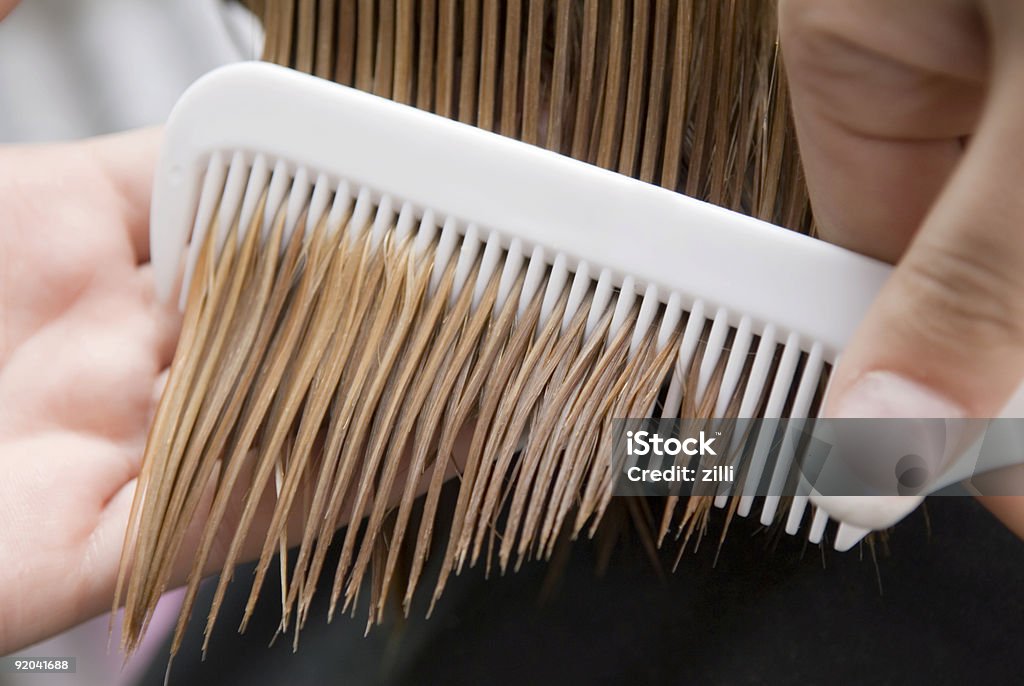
xmin=116 ymin=0 xmax=827 ymax=661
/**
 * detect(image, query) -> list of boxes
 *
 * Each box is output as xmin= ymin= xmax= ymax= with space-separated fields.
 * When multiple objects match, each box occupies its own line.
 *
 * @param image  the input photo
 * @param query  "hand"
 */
xmin=0 ymin=130 xmax=180 ymax=653
xmin=0 ymin=129 xmax=461 ymax=654
xmin=780 ymin=0 xmax=1024 ymax=535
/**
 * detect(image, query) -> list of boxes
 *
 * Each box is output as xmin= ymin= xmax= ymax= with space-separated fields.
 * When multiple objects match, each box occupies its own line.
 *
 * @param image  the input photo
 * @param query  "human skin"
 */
xmin=0 ymin=130 xmax=178 ymax=651
xmin=0 ymin=130 xmax=358 ymax=654
xmin=780 ymin=0 xmax=1024 ymax=535
xmin=2 ymin=0 xmax=1023 ymax=659
xmin=0 ymin=131 xmax=469 ymax=655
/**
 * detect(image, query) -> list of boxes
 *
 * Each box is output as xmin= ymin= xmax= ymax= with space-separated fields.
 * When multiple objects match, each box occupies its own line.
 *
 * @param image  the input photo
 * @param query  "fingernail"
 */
xmin=815 ymin=371 xmax=965 ymax=520
xmin=827 ymin=371 xmax=965 ymax=420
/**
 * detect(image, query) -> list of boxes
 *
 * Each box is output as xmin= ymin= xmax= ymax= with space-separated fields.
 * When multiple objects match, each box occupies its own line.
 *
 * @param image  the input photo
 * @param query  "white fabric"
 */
xmin=0 ymin=0 xmax=261 ymax=142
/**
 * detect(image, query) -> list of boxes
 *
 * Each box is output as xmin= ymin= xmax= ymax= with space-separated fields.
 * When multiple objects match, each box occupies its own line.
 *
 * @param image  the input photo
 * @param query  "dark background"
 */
xmin=141 ymin=492 xmax=1023 ymax=686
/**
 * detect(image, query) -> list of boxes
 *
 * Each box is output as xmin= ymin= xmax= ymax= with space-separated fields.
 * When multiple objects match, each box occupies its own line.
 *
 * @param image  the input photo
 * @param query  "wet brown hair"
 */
xmin=116 ymin=0 xmax=826 ymax=662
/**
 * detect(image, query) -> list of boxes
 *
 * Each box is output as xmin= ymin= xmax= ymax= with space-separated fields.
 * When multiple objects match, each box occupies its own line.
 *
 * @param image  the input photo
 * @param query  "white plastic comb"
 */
xmin=151 ymin=62 xmax=1024 ymax=552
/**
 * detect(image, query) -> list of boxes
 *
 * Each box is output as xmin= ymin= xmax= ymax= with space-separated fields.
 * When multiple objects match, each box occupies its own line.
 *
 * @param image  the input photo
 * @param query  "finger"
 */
xmin=779 ymin=0 xmax=987 ymax=261
xmin=829 ymin=15 xmax=1024 ymax=418
xmin=813 ymin=8 xmax=1024 ymax=527
xmin=136 ymin=263 xmax=182 ymax=368
xmin=794 ymin=126 xmax=963 ymax=262
xmin=84 ymin=127 xmax=162 ymax=264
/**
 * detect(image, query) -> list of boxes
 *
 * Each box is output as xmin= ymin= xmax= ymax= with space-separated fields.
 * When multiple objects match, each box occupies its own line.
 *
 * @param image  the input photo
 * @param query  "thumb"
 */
xmin=815 ymin=10 xmax=1024 ymax=528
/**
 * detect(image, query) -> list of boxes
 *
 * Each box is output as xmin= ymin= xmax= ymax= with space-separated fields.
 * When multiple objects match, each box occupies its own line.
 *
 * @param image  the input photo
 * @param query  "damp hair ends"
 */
xmin=115 ymin=0 xmax=828 ymax=663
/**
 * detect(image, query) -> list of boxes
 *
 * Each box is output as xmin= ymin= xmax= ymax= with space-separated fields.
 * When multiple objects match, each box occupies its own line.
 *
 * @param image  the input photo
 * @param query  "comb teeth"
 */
xmin=153 ymin=64 xmax=894 ymax=553
xmin=131 ymin=62 xmax=899 ymax=653
xmin=179 ymin=158 xmax=684 ymax=361
xmin=187 ymin=154 xmax=861 ymax=550
xmin=184 ymin=154 xmax=849 ymax=355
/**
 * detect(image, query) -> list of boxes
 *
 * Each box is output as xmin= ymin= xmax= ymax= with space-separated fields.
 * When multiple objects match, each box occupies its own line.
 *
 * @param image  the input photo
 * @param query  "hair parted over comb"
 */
xmin=115 ymin=0 xmax=833 ymax=663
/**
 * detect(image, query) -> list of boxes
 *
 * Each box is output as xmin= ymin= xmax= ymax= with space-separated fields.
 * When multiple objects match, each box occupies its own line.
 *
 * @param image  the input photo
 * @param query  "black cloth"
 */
xmin=139 ymin=493 xmax=1023 ymax=686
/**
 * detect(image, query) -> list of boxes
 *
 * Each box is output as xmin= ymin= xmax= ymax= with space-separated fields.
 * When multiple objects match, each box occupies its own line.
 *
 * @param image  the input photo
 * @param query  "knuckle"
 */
xmin=778 ymin=0 xmax=848 ymax=58
xmin=899 ymin=238 xmax=1024 ymax=348
xmin=777 ymin=0 xmax=874 ymax=105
